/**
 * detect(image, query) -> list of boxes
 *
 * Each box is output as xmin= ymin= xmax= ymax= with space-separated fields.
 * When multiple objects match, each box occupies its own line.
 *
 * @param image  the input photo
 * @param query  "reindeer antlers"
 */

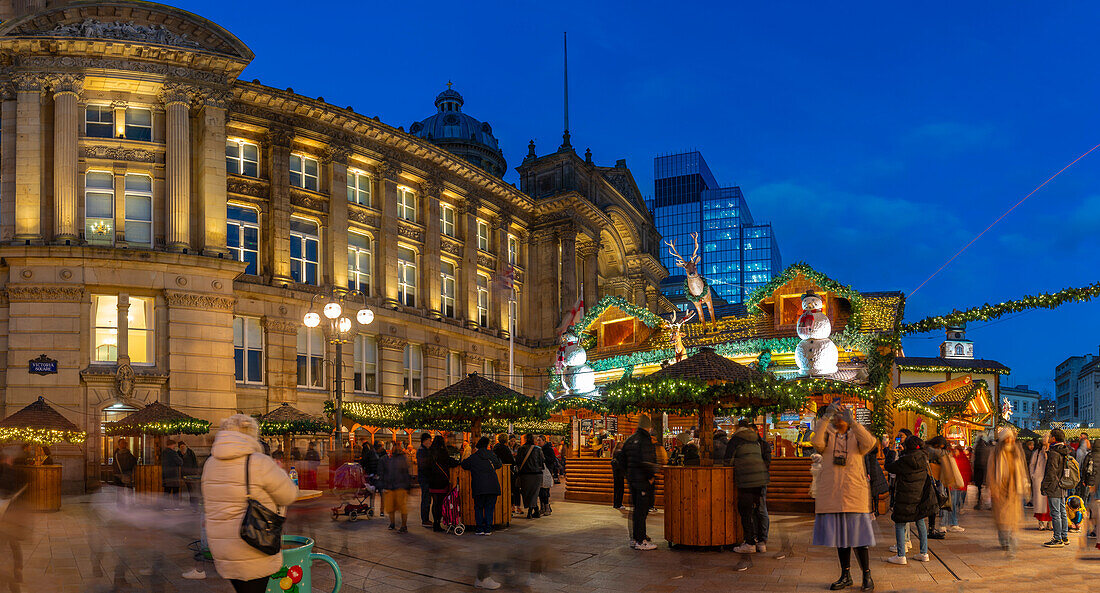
xmin=690 ymin=233 xmax=701 ymax=262
xmin=665 ymin=309 xmax=696 ymax=327
xmin=663 ymin=238 xmax=683 ymax=263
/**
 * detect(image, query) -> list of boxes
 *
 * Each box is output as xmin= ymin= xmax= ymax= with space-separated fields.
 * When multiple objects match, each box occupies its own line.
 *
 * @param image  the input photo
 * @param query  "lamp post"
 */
xmin=303 ymin=291 xmax=374 ymax=461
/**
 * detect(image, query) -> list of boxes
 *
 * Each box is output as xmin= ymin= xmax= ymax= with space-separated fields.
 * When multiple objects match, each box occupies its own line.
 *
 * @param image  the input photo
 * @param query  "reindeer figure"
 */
xmin=664 ymin=233 xmax=717 ymax=324
xmin=663 ymin=309 xmax=696 ymax=362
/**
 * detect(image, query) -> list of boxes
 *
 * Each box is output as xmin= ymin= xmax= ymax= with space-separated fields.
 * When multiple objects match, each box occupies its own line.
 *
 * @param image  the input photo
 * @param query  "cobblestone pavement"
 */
xmin=6 ymin=486 xmax=1100 ymax=593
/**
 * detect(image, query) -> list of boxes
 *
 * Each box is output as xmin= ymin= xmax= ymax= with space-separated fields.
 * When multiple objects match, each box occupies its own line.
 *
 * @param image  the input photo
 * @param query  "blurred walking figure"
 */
xmin=1030 ymin=434 xmax=1052 ymax=530
xmin=619 ymin=414 xmax=658 ymax=551
xmin=0 ymin=447 xmax=30 ymax=590
xmin=490 ymin=434 xmax=519 ymax=516
xmin=926 ymin=436 xmax=964 ymax=535
xmin=427 ymin=435 xmax=460 ymax=532
xmin=162 ymin=439 xmax=184 ymax=510
xmin=884 ymin=436 xmax=935 ymax=565
xmin=972 ymin=437 xmax=991 ymax=510
xmin=515 ymin=434 xmax=545 ymax=519
xmin=378 ymin=439 xmax=412 ymax=533
xmin=1086 ymin=438 xmax=1100 ymax=548
xmin=302 ymin=442 xmax=320 ymax=490
xmin=416 ymin=433 xmax=433 ymax=527
xmin=179 ymin=441 xmax=200 ymax=510
xmin=988 ymin=428 xmax=1029 ymax=557
xmin=462 ymin=437 xmax=503 ymax=535
xmin=811 ymin=405 xmax=877 ymax=591
xmin=202 ymin=414 xmax=297 ymax=593
xmin=111 ymin=439 xmax=136 ymax=506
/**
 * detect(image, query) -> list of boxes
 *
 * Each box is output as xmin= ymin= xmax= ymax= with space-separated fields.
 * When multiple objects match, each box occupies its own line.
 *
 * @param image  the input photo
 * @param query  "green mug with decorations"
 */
xmin=265 ymin=535 xmax=341 ymax=593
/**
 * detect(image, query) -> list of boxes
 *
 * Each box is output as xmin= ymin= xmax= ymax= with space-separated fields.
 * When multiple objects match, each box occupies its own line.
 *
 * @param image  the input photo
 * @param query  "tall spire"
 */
xmin=561 ymin=31 xmax=572 ymax=150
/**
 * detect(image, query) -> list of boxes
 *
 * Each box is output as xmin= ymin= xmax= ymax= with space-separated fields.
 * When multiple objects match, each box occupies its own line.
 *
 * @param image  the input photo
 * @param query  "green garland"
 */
xmin=896 ymin=363 xmax=1011 ymax=375
xmin=104 ymin=418 xmax=210 ymax=436
xmin=756 ymin=350 xmax=772 ymax=372
xmin=0 ymin=427 xmax=87 ymax=446
xmin=566 ymin=295 xmax=665 ymax=336
xmin=259 ymin=418 xmax=332 ymax=436
xmin=325 ymin=400 xmax=405 ymax=428
xmin=399 ymin=394 xmax=547 ymax=430
xmin=683 ymin=277 xmax=711 ymax=303
xmin=746 ymin=262 xmax=864 ymax=313
xmin=900 ymin=282 xmax=1100 ymax=335
xmin=547 ymin=396 xmax=608 ymax=413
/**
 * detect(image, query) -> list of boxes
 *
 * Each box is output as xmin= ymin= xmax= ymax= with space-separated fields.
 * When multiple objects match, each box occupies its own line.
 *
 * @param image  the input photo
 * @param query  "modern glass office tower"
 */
xmin=648 ymin=151 xmax=782 ymax=305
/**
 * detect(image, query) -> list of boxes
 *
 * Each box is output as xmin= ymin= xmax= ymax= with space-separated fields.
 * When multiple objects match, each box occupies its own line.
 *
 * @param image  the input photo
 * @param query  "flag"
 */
xmin=556 ymin=296 xmax=585 ymax=336
xmin=494 ymin=265 xmax=516 ymax=292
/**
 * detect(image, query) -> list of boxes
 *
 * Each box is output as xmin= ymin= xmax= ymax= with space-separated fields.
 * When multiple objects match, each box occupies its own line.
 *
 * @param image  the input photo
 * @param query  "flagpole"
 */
xmin=509 ymin=286 xmax=515 ymax=390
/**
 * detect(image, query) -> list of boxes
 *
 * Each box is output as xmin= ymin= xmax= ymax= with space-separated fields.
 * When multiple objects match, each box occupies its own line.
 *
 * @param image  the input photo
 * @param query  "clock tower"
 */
xmin=940 ymin=325 xmax=974 ymax=360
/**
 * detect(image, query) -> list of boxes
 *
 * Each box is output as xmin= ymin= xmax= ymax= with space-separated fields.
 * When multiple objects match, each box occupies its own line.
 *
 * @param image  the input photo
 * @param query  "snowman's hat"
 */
xmin=801 ymin=290 xmax=820 ymax=300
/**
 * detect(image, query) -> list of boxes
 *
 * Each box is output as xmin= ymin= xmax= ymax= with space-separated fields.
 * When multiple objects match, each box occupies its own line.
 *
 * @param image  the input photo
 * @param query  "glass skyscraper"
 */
xmin=648 ymin=151 xmax=782 ymax=305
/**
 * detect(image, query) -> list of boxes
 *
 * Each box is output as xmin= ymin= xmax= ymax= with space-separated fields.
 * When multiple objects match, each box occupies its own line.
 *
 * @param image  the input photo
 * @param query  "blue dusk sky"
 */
xmin=179 ymin=0 xmax=1100 ymax=399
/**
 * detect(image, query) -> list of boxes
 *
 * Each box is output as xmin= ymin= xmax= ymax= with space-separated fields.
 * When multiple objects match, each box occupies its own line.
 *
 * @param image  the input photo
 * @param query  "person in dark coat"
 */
xmin=492 ymin=433 xmax=520 ymax=516
xmin=359 ymin=441 xmax=380 ymax=515
xmin=864 ymin=443 xmax=889 ymax=516
xmin=178 ymin=441 xmax=200 ymax=509
xmin=712 ymin=430 xmax=729 ymax=462
xmin=415 ymin=433 xmax=433 ymax=527
xmin=161 ymin=440 xmax=184 ymax=510
xmin=726 ymin=420 xmax=770 ymax=553
xmin=515 ymin=433 xmax=545 ymax=519
xmin=610 ymin=436 xmax=626 ymax=509
xmin=377 ymin=443 xmax=412 ymax=532
xmin=884 ymin=436 xmax=937 ymax=564
xmin=620 ymin=414 xmax=658 ymax=550
xmin=540 ymin=436 xmax=559 ymax=479
xmin=1041 ymin=428 xmax=1071 ymax=547
xmin=971 ymin=437 xmax=990 ymax=510
xmin=426 ymin=435 xmax=460 ymax=532
xmin=462 ymin=437 xmax=503 ymax=534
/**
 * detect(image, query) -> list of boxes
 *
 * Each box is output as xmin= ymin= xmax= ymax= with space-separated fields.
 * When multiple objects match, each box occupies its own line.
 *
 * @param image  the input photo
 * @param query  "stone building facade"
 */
xmin=0 ymin=1 xmax=666 ymax=489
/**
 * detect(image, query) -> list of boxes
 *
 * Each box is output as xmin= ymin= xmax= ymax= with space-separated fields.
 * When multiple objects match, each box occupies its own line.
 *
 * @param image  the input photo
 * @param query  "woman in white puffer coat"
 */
xmin=202 ymin=414 xmax=298 ymax=593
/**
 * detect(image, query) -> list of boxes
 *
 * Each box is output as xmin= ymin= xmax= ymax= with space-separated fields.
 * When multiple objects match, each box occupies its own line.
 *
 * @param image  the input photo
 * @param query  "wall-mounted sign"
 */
xmin=932 ymin=375 xmax=972 ymax=396
xmin=606 ymin=416 xmax=618 ymax=434
xmin=28 ymin=354 xmax=58 ymax=376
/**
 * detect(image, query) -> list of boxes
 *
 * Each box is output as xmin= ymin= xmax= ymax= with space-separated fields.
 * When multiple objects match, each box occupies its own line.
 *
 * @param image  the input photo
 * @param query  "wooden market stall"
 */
xmin=0 ymin=396 xmax=86 ymax=511
xmin=258 ymin=402 xmax=331 ymax=489
xmin=103 ymin=401 xmax=210 ymax=502
xmin=893 ymin=378 xmax=994 ymax=445
xmin=400 ymin=372 xmax=547 ymax=529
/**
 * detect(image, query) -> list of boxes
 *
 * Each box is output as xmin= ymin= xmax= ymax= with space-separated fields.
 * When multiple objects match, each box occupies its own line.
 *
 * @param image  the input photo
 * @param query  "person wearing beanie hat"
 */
xmin=1042 ymin=428 xmax=1072 ymax=547
xmin=620 ymin=414 xmax=658 ymax=550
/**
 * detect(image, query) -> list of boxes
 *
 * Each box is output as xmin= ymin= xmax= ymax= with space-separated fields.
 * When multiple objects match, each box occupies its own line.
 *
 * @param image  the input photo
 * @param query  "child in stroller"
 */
xmin=330 ymin=462 xmax=376 ymax=522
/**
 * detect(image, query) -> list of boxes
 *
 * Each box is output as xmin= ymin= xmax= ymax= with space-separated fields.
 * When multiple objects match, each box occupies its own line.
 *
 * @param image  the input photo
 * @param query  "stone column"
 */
xmin=493 ymin=215 xmax=510 ymax=336
xmin=632 ymin=277 xmax=646 ymax=307
xmin=422 ymin=344 xmax=447 ymax=394
xmin=116 ymin=294 xmax=130 ymax=364
xmin=112 ymin=168 xmax=126 ymax=245
xmin=376 ymin=160 xmax=400 ymax=307
xmin=197 ymin=90 xmax=230 ymax=256
xmin=1 ymin=84 xmax=17 ymax=243
xmin=51 ymin=74 xmax=83 ymax=244
xmin=580 ymin=239 xmax=600 ymax=308
xmin=423 ymin=178 xmax=443 ymax=319
xmin=263 ymin=318 xmax=299 ymax=406
xmin=161 ymin=84 xmax=194 ymax=252
xmin=378 ymin=336 xmax=407 ymax=403
xmin=560 ymin=229 xmax=578 ymax=320
xmin=267 ymin=127 xmax=294 ymax=285
xmin=13 ymin=73 xmax=45 ymax=244
xmin=534 ymin=230 xmax=559 ymax=340
xmin=324 ymin=144 xmax=351 ymax=290
xmin=462 ymin=197 xmax=480 ymax=328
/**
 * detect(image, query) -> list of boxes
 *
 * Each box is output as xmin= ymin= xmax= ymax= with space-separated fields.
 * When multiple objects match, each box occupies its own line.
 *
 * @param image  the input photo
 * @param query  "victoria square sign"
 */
xmin=28 ymin=354 xmax=58 ymax=376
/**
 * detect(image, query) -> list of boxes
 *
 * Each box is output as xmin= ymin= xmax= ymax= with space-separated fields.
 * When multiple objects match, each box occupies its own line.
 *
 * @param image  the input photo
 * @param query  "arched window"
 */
xmin=954 ymin=344 xmax=964 ymax=356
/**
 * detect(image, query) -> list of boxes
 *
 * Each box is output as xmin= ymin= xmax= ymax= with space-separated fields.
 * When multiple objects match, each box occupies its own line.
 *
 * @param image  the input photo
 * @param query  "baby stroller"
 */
xmin=330 ymin=462 xmax=375 ymax=522
xmin=440 ymin=485 xmax=464 ymax=535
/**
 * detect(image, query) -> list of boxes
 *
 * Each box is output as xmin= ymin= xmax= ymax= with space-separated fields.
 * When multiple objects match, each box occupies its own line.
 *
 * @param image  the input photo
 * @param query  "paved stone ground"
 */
xmin=5 ymin=485 xmax=1100 ymax=593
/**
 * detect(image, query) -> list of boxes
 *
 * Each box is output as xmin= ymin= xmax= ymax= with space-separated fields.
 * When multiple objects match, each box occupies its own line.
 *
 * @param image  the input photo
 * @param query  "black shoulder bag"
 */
xmin=239 ymin=454 xmax=285 ymax=555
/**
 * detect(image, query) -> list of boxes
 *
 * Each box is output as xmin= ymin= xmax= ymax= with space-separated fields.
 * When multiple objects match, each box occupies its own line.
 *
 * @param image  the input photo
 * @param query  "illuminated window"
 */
xmin=441 ymin=204 xmax=456 ymax=237
xmin=92 ymin=295 xmax=153 ymax=364
xmin=290 ymin=154 xmax=319 ymax=191
xmin=447 ymin=351 xmax=462 ymax=385
xmin=92 ymin=295 xmax=119 ymax=363
xmin=397 ymin=246 xmax=417 ymax=307
xmin=226 ymin=139 xmax=259 ymax=177
xmin=296 ymin=327 xmax=324 ymax=388
xmin=227 ymin=205 xmax=259 ymax=275
xmin=233 ymin=316 xmax=263 ymax=384
xmin=290 ymin=218 xmax=319 ymax=285
xmin=440 ymin=260 xmax=456 ymax=318
xmin=507 ymin=235 xmax=518 ymax=266
xmin=403 ymin=344 xmax=422 ymax=398
xmin=354 ymin=335 xmax=378 ymax=393
xmin=85 ymin=171 xmax=114 ymax=246
xmin=476 ymin=273 xmax=490 ymax=327
xmin=347 ymin=169 xmax=372 ymax=206
xmin=124 ymin=174 xmax=152 ymax=247
xmin=477 ymin=220 xmax=490 ymax=251
xmin=348 ymin=232 xmax=372 ymax=294
xmin=398 ymin=187 xmax=417 ymax=222
xmin=85 ymin=105 xmax=113 ymax=138
xmin=124 ymin=108 xmax=152 ymax=142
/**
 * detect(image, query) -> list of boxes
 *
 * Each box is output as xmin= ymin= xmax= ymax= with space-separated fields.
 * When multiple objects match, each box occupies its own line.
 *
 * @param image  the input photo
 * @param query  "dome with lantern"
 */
xmin=409 ymin=83 xmax=507 ymax=177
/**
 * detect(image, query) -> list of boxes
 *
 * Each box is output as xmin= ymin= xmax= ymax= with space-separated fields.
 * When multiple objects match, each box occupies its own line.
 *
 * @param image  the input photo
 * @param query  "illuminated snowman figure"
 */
xmin=794 ymin=290 xmax=839 ymax=376
xmin=559 ymin=331 xmax=596 ymax=396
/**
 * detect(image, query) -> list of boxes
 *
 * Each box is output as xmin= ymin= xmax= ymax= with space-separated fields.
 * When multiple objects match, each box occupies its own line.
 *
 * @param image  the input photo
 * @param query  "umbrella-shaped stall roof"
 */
xmin=606 ymin=347 xmax=767 ymax=414
xmin=0 ymin=396 xmax=86 ymax=445
xmin=104 ymin=401 xmax=210 ymax=436
xmin=400 ymin=373 xmax=546 ymax=433
xmin=258 ymin=402 xmax=330 ymax=436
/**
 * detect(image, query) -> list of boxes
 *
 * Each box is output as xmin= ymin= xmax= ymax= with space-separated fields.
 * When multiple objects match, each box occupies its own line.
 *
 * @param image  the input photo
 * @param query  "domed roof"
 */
xmin=410 ymin=84 xmax=507 ymax=177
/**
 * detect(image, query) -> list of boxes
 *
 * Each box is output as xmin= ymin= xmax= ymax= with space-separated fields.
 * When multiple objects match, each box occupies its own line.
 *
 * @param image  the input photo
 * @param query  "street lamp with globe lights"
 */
xmin=302 ymin=291 xmax=373 ymax=460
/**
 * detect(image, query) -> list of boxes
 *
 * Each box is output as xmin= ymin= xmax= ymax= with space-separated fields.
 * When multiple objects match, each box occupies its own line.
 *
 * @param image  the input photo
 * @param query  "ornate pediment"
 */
xmin=39 ymin=19 xmax=203 ymax=50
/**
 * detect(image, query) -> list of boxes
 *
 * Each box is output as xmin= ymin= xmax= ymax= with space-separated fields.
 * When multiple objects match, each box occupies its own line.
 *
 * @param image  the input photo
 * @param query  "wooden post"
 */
xmin=283 ymin=434 xmax=291 ymax=457
xmin=699 ymin=405 xmax=715 ymax=467
xmin=471 ymin=418 xmax=483 ymax=440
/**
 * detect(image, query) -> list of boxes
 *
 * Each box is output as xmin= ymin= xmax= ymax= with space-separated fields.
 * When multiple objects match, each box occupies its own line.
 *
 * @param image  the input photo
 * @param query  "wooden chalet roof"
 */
xmin=895 ymin=381 xmax=987 ymax=407
xmin=647 ymin=347 xmax=763 ymax=383
xmin=0 ymin=396 xmax=80 ymax=432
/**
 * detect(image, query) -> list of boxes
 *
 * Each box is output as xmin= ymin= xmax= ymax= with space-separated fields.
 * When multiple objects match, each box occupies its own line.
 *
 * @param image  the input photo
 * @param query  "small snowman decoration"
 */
xmin=794 ymin=290 xmax=839 ymax=376
xmin=558 ymin=331 xmax=596 ymax=396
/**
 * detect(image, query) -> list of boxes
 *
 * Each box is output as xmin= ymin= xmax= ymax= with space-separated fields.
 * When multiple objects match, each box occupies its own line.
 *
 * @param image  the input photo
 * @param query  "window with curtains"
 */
xmin=477 ymin=220 xmax=490 ymax=251
xmin=476 ymin=273 xmax=490 ymax=327
xmin=290 ymin=218 xmax=319 ymax=285
xmin=398 ymin=187 xmax=417 ymax=222
xmin=440 ymin=260 xmax=456 ymax=318
xmin=226 ymin=139 xmax=259 ymax=177
xmin=227 ymin=205 xmax=260 ymax=275
xmin=233 ymin=316 xmax=263 ymax=384
xmin=296 ymin=327 xmax=324 ymax=388
xmin=85 ymin=171 xmax=114 ymax=246
xmin=290 ymin=154 xmax=319 ymax=191
xmin=347 ymin=169 xmax=372 ymax=207
xmin=123 ymin=174 xmax=152 ymax=246
xmin=403 ymin=344 xmax=422 ymax=398
xmin=347 ymin=231 xmax=372 ymax=294
xmin=353 ymin=335 xmax=378 ymax=393
xmin=441 ymin=204 xmax=456 ymax=237
xmin=397 ymin=246 xmax=417 ymax=307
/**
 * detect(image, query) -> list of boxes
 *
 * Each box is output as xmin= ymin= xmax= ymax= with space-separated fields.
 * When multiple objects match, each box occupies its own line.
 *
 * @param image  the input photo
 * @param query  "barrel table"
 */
xmin=662 ymin=465 xmax=740 ymax=547
xmin=25 ymin=464 xmax=62 ymax=512
xmin=449 ymin=465 xmax=512 ymax=529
